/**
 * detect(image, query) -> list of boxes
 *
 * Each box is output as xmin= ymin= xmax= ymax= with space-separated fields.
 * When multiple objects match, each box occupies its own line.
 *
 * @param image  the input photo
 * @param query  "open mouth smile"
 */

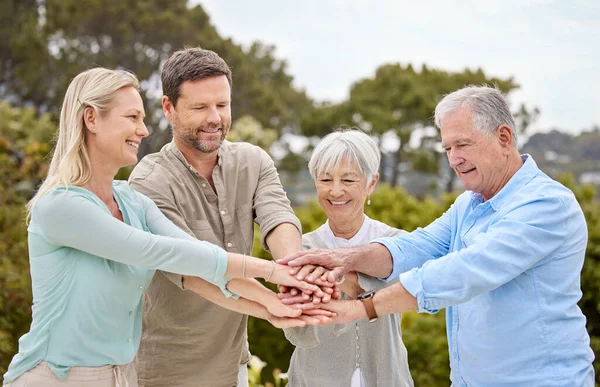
xmin=125 ymin=140 xmax=139 ymax=149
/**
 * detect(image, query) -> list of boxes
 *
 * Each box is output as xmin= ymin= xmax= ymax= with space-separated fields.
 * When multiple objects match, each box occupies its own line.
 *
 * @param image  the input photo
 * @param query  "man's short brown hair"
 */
xmin=161 ymin=47 xmax=232 ymax=107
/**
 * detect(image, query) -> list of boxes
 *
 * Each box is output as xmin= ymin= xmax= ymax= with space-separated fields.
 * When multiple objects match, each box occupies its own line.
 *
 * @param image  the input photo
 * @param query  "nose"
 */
xmin=330 ymin=180 xmax=344 ymax=197
xmin=206 ymin=106 xmax=221 ymax=125
xmin=137 ymin=121 xmax=149 ymax=138
xmin=447 ymin=148 xmax=464 ymax=169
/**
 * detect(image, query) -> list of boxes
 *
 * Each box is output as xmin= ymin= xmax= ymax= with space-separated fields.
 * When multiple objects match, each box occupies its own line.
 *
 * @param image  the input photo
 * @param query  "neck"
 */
xmin=483 ymin=151 xmax=523 ymax=201
xmin=329 ymin=214 xmax=366 ymax=240
xmin=84 ymin=147 xmax=120 ymax=203
xmin=174 ymin=137 xmax=219 ymax=176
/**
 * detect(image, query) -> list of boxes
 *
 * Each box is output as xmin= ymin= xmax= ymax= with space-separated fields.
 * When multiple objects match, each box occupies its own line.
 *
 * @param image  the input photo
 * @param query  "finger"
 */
xmin=282 ymin=250 xmax=327 ymax=267
xmin=331 ymin=289 xmax=342 ymax=300
xmin=276 ymin=250 xmax=314 ymax=265
xmin=302 ymin=315 xmax=334 ymax=326
xmin=278 ymin=285 xmax=289 ymax=293
xmin=293 ymin=280 xmax=323 ymax=295
xmin=270 ymin=316 xmax=307 ymax=329
xmin=281 ymin=296 xmax=307 ymax=305
xmin=306 ymin=266 xmax=326 ymax=282
xmin=296 ymin=265 xmax=317 ymax=281
xmin=320 ymin=269 xmax=332 ymax=282
xmin=321 ymin=292 xmax=331 ymax=303
xmin=289 ymin=266 xmax=301 ymax=276
xmin=290 ymin=288 xmax=299 ymax=296
xmin=277 ymin=291 xmax=295 ymax=300
xmin=328 ymin=266 xmax=347 ymax=283
xmin=302 ymin=309 xmax=336 ymax=317
xmin=297 ymin=315 xmax=327 ymax=326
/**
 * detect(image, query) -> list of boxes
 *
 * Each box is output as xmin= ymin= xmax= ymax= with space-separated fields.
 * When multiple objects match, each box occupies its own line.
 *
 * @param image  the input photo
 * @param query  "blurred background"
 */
xmin=1 ymin=1 xmax=598 ymax=385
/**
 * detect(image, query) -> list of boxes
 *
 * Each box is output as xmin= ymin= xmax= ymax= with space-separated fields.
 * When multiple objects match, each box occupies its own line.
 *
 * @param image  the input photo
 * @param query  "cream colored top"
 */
xmin=285 ymin=216 xmax=414 ymax=387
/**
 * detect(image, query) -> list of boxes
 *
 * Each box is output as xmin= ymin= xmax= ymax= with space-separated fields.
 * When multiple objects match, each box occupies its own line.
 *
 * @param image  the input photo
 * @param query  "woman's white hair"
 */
xmin=308 ymin=128 xmax=380 ymax=186
xmin=27 ymin=67 xmax=140 ymax=221
xmin=434 ymin=85 xmax=518 ymax=146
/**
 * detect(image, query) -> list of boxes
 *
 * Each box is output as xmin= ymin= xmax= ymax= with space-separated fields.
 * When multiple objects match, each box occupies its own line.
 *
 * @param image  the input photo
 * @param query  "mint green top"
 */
xmin=3 ymin=181 xmax=230 ymax=383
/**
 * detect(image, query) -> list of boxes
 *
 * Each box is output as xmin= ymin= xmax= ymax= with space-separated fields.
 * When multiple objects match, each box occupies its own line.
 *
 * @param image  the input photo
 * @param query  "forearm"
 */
xmin=351 ymin=243 xmax=394 ymax=278
xmin=265 ymin=222 xmax=302 ymax=259
xmin=225 ymin=253 xmax=272 ymax=280
xmin=182 ymin=276 xmax=269 ymax=319
xmin=226 ymin=277 xmax=278 ymax=306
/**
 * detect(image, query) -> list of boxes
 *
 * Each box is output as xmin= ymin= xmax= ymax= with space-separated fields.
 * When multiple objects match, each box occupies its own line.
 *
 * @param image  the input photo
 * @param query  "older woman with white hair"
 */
xmin=2 ymin=68 xmax=331 ymax=387
xmin=283 ymin=129 xmax=414 ymax=387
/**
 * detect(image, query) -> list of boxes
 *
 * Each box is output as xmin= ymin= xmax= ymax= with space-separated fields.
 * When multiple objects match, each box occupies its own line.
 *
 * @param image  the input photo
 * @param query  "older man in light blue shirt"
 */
xmin=280 ymin=86 xmax=595 ymax=386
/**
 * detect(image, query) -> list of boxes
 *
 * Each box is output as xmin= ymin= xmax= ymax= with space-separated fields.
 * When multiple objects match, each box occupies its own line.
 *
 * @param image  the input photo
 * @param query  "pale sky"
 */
xmin=196 ymin=0 xmax=599 ymax=135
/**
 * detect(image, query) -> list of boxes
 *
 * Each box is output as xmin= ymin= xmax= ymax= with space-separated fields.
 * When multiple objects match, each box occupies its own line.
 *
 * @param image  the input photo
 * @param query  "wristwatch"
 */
xmin=357 ymin=290 xmax=378 ymax=322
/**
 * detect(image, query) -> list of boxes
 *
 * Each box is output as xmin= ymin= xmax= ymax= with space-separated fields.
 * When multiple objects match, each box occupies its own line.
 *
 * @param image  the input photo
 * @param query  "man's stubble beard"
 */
xmin=174 ymin=123 xmax=228 ymax=154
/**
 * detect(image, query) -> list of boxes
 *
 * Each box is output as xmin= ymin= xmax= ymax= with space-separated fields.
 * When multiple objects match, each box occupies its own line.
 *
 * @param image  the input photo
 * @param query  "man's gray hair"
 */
xmin=309 ymin=129 xmax=380 ymax=186
xmin=434 ymin=85 xmax=518 ymax=146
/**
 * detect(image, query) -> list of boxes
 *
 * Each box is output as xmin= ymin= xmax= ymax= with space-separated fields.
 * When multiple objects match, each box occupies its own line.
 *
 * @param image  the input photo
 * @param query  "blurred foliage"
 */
xmin=228 ymin=115 xmax=279 ymax=154
xmin=0 ymin=0 xmax=311 ymax=157
xmin=300 ymin=63 xmax=538 ymax=189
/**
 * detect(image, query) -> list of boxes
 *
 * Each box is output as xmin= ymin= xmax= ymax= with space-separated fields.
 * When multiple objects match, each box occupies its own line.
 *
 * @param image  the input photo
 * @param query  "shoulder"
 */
xmin=301 ymin=226 xmax=327 ymax=249
xmin=223 ymin=141 xmax=273 ymax=164
xmin=30 ymin=186 xmax=99 ymax=225
xmin=113 ymin=180 xmax=154 ymax=209
xmin=506 ymin=174 xmax=577 ymax=216
xmin=130 ymin=145 xmax=180 ymax=183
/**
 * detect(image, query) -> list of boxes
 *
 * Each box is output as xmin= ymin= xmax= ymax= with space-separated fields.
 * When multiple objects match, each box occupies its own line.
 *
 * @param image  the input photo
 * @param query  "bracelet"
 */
xmin=242 ymin=254 xmax=247 ymax=279
xmin=265 ymin=260 xmax=276 ymax=283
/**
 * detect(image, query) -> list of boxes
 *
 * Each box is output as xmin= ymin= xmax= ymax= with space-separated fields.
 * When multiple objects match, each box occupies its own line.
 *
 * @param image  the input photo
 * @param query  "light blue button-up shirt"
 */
xmin=3 ymin=181 xmax=231 ymax=383
xmin=375 ymin=155 xmax=595 ymax=386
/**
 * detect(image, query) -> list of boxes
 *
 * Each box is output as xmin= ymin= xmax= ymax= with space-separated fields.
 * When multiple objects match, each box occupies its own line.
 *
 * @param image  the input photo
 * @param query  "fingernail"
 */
xmin=307 ymin=276 xmax=313 ymax=281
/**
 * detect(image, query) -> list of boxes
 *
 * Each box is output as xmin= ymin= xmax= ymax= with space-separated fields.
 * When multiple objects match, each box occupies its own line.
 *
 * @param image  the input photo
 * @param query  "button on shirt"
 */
xmin=3 ymin=182 xmax=229 ymax=383
xmin=375 ymin=155 xmax=595 ymax=386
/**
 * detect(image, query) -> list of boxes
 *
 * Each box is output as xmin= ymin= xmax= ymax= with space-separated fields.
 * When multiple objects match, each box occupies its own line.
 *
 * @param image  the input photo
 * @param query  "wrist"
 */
xmin=246 ymin=257 xmax=271 ymax=280
xmin=352 ymin=299 xmax=368 ymax=320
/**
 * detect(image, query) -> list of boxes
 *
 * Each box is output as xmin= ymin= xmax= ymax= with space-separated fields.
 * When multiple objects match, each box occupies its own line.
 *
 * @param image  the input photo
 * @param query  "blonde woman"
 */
xmin=2 ymin=68 xmax=330 ymax=387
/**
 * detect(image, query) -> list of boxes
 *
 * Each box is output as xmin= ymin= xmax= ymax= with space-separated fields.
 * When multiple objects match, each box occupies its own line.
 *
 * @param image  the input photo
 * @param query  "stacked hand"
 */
xmin=266 ymin=248 xmax=360 ymax=326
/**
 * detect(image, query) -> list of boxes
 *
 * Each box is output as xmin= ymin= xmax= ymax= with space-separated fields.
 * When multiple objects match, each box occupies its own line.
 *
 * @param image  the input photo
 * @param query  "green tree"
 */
xmin=1 ymin=1 xmax=312 ymax=157
xmin=301 ymin=64 xmax=533 ymax=192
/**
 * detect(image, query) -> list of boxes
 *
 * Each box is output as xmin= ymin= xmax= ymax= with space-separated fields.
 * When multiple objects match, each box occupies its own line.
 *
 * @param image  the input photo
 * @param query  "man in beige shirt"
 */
xmin=129 ymin=48 xmax=303 ymax=387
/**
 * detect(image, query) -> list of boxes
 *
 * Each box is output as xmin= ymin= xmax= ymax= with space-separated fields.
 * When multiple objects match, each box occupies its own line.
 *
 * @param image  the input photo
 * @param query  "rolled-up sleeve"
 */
xmin=252 ymin=148 xmax=301 ymax=250
xmin=400 ymin=195 xmax=575 ymax=313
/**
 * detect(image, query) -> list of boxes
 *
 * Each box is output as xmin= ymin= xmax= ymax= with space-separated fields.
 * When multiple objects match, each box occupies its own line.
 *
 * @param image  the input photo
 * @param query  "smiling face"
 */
xmin=315 ymin=161 xmax=378 ymax=227
xmin=163 ymin=75 xmax=232 ymax=155
xmin=85 ymin=86 xmax=148 ymax=169
xmin=441 ymin=107 xmax=509 ymax=200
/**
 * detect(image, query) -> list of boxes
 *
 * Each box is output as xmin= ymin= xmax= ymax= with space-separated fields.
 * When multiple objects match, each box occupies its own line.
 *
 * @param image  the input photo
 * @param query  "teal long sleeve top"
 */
xmin=3 ymin=181 xmax=230 ymax=382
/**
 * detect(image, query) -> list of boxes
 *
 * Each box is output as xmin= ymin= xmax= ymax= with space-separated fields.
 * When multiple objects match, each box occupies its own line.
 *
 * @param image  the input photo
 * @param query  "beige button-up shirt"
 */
xmin=129 ymin=140 xmax=301 ymax=387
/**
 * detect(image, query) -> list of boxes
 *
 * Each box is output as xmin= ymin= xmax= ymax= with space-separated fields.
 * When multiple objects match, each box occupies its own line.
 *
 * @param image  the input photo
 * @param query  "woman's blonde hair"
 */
xmin=26 ymin=67 xmax=140 ymax=221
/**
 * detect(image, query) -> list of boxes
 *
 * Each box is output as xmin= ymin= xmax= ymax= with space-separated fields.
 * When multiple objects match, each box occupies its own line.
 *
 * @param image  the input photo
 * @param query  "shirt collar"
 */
xmin=471 ymin=154 xmax=539 ymax=210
